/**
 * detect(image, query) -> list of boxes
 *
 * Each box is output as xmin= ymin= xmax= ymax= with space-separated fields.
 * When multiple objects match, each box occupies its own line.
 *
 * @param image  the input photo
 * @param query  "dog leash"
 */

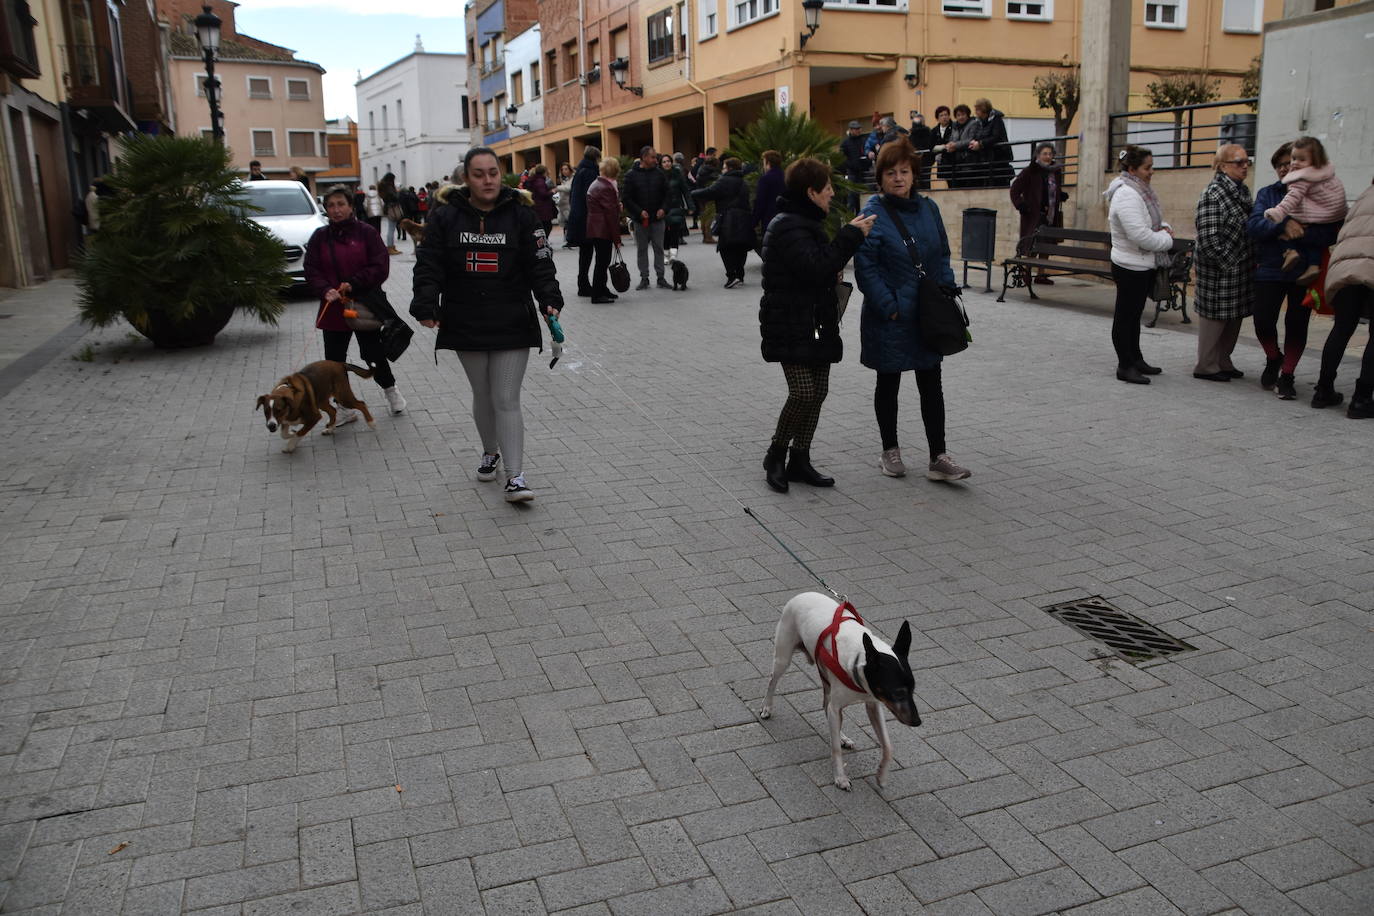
xmin=574 ymin=344 xmax=847 ymax=605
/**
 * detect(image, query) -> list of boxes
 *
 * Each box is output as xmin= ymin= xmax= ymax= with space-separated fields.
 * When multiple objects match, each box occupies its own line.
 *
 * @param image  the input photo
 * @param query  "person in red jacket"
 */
xmin=303 ymin=185 xmax=408 ymax=417
xmin=584 ymin=158 xmax=624 ymax=303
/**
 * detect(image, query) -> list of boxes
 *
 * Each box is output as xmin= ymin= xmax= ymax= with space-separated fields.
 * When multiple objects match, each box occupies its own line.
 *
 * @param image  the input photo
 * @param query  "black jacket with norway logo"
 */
xmin=410 ymin=185 xmax=563 ymax=352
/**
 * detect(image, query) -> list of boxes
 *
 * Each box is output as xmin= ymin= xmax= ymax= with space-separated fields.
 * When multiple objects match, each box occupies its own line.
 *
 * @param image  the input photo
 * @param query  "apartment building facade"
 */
xmin=1 ymin=0 xmax=174 ymax=287
xmin=465 ymin=0 xmax=539 ymax=148
xmin=317 ymin=116 xmax=361 ymax=190
xmin=356 ymin=48 xmax=474 ymax=189
xmin=491 ymin=0 xmax=1277 ymax=173
xmin=163 ymin=0 xmax=328 ymax=183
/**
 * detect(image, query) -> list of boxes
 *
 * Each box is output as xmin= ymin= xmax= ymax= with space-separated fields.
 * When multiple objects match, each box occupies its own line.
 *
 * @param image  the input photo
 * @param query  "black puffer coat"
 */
xmin=564 ymin=155 xmax=599 ymax=245
xmin=758 ymin=192 xmax=865 ymax=364
xmin=410 ymin=185 xmax=563 ymax=352
xmin=692 ymin=169 xmax=753 ymax=247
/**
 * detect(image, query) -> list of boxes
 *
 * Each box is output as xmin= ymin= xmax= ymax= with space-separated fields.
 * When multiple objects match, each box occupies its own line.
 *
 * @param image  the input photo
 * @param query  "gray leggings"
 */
xmin=457 ymin=349 xmax=530 ymax=478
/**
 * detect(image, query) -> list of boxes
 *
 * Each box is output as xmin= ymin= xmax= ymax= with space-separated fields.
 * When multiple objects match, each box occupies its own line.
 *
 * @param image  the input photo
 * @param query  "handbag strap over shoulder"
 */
xmin=878 ymin=196 xmax=928 ymax=279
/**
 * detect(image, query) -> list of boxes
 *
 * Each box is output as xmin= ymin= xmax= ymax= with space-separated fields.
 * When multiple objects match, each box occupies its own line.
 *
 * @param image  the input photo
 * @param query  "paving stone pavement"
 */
xmin=1 ymin=231 xmax=1371 ymax=915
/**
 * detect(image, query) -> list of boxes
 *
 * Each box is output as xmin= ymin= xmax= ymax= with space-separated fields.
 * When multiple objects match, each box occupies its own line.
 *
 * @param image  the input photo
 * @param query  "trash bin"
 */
xmin=961 ymin=207 xmax=997 ymax=291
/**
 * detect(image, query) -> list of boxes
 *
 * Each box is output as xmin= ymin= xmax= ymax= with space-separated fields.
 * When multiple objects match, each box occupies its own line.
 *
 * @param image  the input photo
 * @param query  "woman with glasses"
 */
xmin=1247 ymin=142 xmax=1312 ymax=397
xmin=1191 ymin=144 xmax=1255 ymax=382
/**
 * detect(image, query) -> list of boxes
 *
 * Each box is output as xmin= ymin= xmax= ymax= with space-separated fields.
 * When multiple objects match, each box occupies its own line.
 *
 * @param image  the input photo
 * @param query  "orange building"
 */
xmin=492 ymin=0 xmax=1278 ymax=172
xmin=317 ymin=117 xmax=361 ymax=190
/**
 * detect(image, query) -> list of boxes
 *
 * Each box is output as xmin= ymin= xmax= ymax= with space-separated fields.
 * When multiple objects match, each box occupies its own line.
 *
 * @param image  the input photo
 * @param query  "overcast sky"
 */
xmin=233 ymin=1 xmax=468 ymax=122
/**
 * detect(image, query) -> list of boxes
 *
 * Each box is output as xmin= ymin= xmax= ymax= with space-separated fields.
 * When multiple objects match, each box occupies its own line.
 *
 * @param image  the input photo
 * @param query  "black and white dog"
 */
xmin=760 ymin=592 xmax=921 ymax=789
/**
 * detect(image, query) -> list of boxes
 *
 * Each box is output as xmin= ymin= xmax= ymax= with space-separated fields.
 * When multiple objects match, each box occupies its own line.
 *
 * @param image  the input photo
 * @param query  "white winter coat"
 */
xmin=1106 ymin=178 xmax=1173 ymax=271
xmin=365 ymin=188 xmax=383 ymax=219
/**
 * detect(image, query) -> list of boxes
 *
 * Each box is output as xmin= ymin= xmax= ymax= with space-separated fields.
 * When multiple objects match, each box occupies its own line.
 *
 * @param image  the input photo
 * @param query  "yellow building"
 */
xmin=494 ymin=0 xmax=1278 ymax=171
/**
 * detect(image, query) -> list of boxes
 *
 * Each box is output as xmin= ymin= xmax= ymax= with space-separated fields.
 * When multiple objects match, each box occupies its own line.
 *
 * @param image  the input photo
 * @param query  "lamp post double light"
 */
xmin=195 ymin=4 xmax=224 ymax=144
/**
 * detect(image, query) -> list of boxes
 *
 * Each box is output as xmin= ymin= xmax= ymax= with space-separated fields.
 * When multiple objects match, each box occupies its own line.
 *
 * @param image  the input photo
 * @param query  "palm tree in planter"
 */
xmin=77 ymin=134 xmax=288 ymax=348
xmin=725 ymin=104 xmax=862 ymax=232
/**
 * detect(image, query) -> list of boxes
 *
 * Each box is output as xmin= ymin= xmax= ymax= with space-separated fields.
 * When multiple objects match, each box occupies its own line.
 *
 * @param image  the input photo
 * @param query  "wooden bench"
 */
xmin=997 ymin=226 xmax=1195 ymax=327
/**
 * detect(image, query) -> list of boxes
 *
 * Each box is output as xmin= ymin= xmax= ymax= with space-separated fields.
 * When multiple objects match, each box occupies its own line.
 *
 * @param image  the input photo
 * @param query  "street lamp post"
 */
xmin=195 ymin=4 xmax=224 ymax=144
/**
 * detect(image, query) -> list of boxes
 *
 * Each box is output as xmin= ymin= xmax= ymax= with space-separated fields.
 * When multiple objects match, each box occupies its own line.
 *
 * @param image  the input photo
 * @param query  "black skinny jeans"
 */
xmin=1252 ymin=280 xmax=1311 ymax=367
xmin=1111 ymin=262 xmax=1153 ymax=368
xmin=875 ymin=367 xmax=945 ymax=461
xmin=1319 ymin=285 xmax=1374 ymax=397
xmin=322 ymin=328 xmax=394 ymax=389
xmin=588 ymin=239 xmax=614 ymax=295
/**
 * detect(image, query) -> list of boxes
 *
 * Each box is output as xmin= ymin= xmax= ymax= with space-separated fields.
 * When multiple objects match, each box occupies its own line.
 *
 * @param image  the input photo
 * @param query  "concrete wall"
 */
xmin=923 ymin=167 xmax=1219 ymax=265
xmin=357 ymin=53 xmax=473 ymax=189
xmin=1258 ymin=2 xmax=1374 ymax=197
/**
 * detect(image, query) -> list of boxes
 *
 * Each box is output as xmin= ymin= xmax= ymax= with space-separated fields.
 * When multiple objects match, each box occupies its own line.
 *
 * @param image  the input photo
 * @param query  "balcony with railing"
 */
xmin=63 ymin=42 xmax=135 ymax=132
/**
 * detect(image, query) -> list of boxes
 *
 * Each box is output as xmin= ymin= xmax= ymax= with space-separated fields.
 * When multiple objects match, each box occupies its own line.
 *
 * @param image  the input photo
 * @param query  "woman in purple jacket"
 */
xmin=303 ymin=185 xmax=408 ymax=417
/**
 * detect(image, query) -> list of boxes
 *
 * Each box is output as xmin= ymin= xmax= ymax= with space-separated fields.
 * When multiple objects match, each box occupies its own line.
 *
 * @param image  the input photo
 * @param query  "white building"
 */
xmin=502 ymin=25 xmax=543 ymax=139
xmin=356 ymin=39 xmax=474 ymax=189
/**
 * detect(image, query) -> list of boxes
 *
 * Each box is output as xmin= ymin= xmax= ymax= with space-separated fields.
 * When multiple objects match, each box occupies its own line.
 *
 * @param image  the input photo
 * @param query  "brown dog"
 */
xmin=400 ymin=218 xmax=425 ymax=248
xmin=256 ymin=360 xmax=375 ymax=453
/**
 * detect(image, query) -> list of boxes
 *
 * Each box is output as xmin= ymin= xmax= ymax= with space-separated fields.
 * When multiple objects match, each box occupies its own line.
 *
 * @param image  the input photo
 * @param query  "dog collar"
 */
xmin=815 ymin=601 xmax=865 ymax=693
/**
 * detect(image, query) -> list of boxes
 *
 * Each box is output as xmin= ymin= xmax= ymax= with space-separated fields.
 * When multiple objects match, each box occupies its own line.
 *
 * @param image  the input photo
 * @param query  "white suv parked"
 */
xmin=238 ymin=180 xmax=327 ymax=287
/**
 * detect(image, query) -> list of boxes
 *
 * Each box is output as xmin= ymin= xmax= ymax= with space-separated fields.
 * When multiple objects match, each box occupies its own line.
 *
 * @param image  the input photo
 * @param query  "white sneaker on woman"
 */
xmin=383 ymin=386 xmax=407 ymax=415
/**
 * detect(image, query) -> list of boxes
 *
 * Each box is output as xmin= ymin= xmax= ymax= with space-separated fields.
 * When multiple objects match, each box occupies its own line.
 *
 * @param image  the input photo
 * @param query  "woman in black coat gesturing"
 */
xmin=758 ymin=157 xmax=875 ymax=492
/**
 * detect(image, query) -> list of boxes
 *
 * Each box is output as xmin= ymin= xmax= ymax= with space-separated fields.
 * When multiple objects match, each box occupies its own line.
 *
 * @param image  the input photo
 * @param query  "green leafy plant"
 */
xmin=1032 ymin=69 xmax=1080 ymax=150
xmin=77 ymin=134 xmax=287 ymax=345
xmin=1144 ymin=71 xmax=1222 ymax=166
xmin=724 ymin=104 xmax=862 ymax=226
xmin=1240 ymin=55 xmax=1261 ymax=111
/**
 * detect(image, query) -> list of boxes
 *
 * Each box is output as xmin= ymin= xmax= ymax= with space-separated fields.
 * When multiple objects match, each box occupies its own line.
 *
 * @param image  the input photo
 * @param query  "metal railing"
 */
xmin=1108 ymin=98 xmax=1258 ymax=170
xmin=851 ymin=133 xmax=1080 ymax=194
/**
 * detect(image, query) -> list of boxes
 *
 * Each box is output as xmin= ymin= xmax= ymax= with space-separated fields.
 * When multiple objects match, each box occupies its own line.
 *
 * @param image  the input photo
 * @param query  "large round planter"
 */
xmin=139 ymin=300 xmax=238 ymax=349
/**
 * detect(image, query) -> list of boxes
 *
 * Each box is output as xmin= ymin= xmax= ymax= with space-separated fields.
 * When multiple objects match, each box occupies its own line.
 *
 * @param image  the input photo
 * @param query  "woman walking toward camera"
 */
xmin=1191 ymin=144 xmax=1255 ymax=383
xmin=411 ymin=148 xmax=564 ymax=502
xmin=856 ymin=141 xmax=970 ymax=482
xmin=1104 ymin=145 xmax=1174 ymax=384
xmin=303 ymin=186 xmax=408 ymax=417
xmin=758 ymin=157 xmax=874 ymax=492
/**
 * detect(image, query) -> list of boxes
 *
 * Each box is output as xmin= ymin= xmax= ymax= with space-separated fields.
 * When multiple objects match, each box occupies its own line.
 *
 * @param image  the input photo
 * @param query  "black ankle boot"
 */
xmin=1311 ymin=382 xmax=1344 ymax=409
xmin=1348 ymin=393 xmax=1374 ymax=419
xmin=763 ymin=444 xmax=789 ymax=493
xmin=1261 ymin=355 xmax=1283 ymax=390
xmin=786 ymin=448 xmax=835 ymax=487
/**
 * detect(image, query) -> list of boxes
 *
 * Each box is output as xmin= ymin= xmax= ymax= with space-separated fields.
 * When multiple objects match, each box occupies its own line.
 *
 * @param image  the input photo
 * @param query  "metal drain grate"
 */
xmin=1044 ymin=597 xmax=1194 ymax=661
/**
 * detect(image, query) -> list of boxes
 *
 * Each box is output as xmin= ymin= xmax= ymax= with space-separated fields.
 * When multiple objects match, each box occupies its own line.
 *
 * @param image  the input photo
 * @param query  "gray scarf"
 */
xmin=1119 ymin=172 xmax=1171 ymax=267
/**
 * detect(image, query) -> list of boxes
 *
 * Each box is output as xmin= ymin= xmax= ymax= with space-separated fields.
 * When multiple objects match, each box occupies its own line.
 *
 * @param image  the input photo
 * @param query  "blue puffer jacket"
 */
xmin=1247 ymin=181 xmax=1296 ymax=284
xmin=856 ymin=193 xmax=958 ymax=372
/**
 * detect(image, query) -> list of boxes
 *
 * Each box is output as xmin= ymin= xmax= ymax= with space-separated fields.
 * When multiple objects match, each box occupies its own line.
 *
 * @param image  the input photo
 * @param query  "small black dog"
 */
xmin=670 ymin=259 xmax=689 ymax=291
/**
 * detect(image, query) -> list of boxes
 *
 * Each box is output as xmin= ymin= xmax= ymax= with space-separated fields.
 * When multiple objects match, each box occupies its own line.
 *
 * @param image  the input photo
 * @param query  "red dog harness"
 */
xmin=814 ymin=601 xmax=865 ymax=693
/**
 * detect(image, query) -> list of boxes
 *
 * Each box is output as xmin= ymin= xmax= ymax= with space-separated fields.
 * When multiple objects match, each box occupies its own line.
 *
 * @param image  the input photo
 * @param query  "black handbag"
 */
xmin=326 ymin=234 xmax=412 ymax=359
xmin=878 ymin=196 xmax=970 ymax=356
xmin=609 ymin=248 xmax=631 ymax=293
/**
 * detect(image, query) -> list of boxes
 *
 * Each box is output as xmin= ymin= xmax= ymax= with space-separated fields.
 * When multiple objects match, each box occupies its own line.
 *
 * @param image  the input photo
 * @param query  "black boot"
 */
xmin=1348 ymin=383 xmax=1374 ymax=419
xmin=763 ymin=443 xmax=789 ymax=493
xmin=1311 ymin=380 xmax=1344 ymax=409
xmin=1260 ymin=355 xmax=1283 ymax=390
xmin=786 ymin=448 xmax=835 ymax=487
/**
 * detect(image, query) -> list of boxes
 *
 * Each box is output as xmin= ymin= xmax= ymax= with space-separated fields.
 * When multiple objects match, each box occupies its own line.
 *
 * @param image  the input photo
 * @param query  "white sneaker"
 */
xmin=879 ymin=447 xmax=906 ymax=478
xmin=504 ymin=475 xmax=534 ymax=502
xmin=383 ymin=386 xmax=407 ymax=415
xmin=334 ymin=407 xmax=361 ymax=427
xmin=927 ymin=453 xmax=972 ymax=481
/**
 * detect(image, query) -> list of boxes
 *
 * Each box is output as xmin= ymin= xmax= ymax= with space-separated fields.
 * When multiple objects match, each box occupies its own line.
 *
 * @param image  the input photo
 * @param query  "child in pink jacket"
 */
xmin=1263 ymin=136 xmax=1348 ymax=285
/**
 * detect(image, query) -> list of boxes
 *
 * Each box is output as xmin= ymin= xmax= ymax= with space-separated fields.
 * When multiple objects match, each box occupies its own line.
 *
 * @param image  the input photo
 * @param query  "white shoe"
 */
xmin=334 ymin=407 xmax=361 ymax=427
xmin=383 ymin=386 xmax=407 ymax=415
xmin=504 ymin=475 xmax=534 ymax=502
xmin=476 ymin=453 xmax=501 ymax=481
xmin=879 ymin=447 xmax=906 ymax=478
